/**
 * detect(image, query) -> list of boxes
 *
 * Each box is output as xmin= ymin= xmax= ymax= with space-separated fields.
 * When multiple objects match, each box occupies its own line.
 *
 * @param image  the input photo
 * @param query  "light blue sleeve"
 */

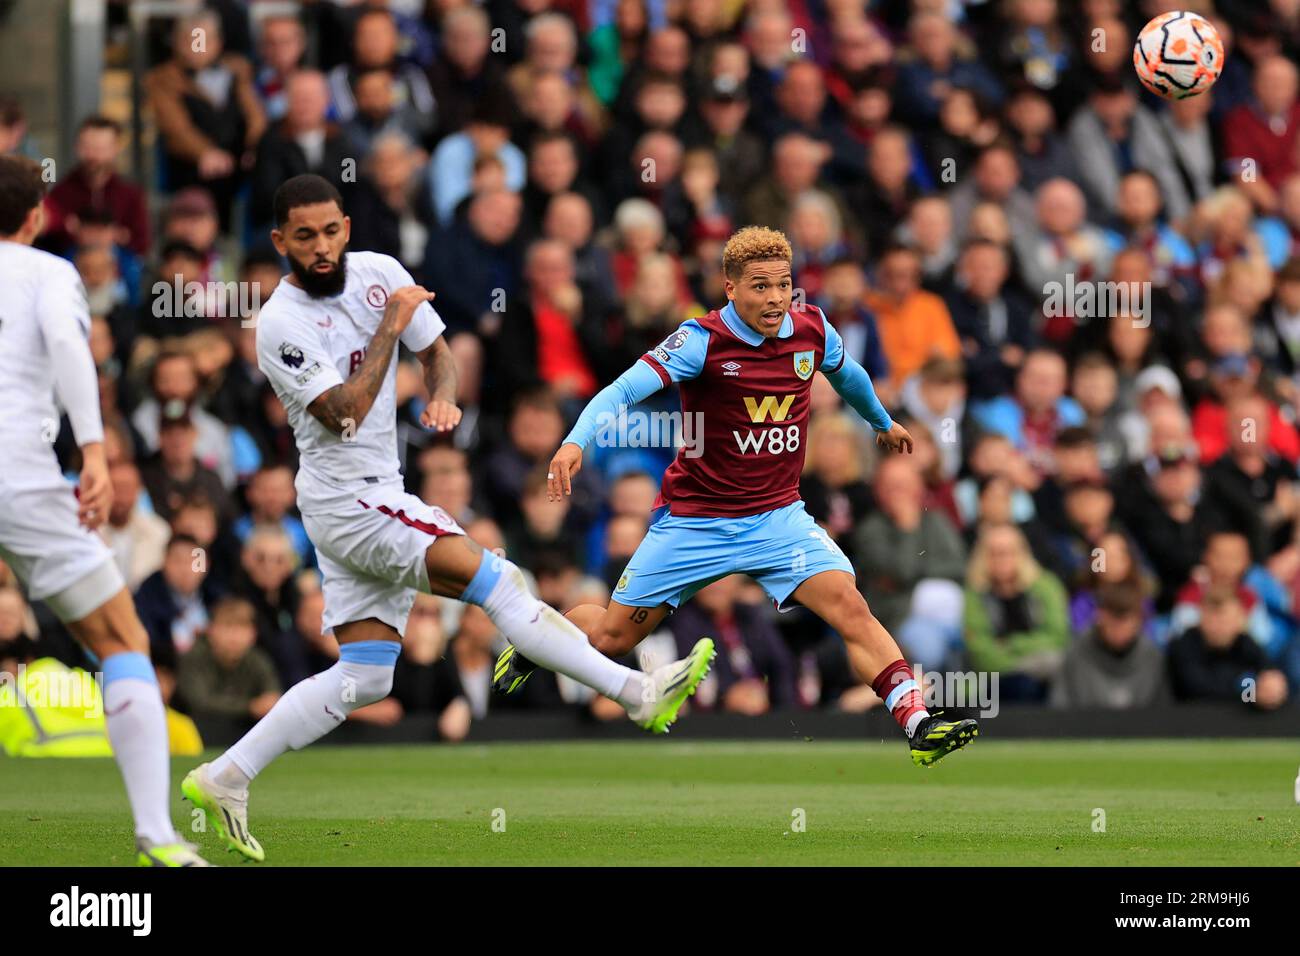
xmin=562 ymin=360 xmax=667 ymax=449
xmin=645 ymin=320 xmax=709 ymax=382
xmin=824 ymin=353 xmax=893 ymax=432
xmin=819 ymin=313 xmax=845 ymax=372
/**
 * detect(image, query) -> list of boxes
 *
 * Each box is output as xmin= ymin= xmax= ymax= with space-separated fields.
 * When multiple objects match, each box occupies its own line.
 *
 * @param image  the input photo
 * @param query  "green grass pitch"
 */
xmin=2 ymin=740 xmax=1297 ymax=866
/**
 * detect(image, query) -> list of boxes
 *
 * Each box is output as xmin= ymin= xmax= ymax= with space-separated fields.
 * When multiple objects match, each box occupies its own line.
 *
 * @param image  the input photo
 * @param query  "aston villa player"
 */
xmin=495 ymin=226 xmax=979 ymax=765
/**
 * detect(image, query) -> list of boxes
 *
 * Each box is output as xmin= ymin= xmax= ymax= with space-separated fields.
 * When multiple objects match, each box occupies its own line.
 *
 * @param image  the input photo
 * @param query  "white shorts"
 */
xmin=0 ymin=476 xmax=122 ymax=619
xmin=302 ymin=483 xmax=465 ymax=636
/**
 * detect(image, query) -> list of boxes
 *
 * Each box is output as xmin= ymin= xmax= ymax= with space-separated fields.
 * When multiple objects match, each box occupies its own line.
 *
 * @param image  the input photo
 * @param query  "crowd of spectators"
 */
xmin=3 ymin=0 xmax=1300 ymax=734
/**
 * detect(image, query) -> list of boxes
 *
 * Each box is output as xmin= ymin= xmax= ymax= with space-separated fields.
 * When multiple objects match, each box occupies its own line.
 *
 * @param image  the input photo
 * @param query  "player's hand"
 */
xmin=420 ymin=398 xmax=461 ymax=433
xmin=547 ymin=442 xmax=583 ymax=500
xmin=77 ymin=442 xmax=112 ymax=530
xmin=876 ymin=422 xmax=913 ymax=455
xmin=384 ymin=285 xmax=435 ymax=335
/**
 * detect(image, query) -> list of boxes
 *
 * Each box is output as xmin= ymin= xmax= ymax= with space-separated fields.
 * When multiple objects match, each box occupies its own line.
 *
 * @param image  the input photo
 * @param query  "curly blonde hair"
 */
xmin=722 ymin=225 xmax=792 ymax=279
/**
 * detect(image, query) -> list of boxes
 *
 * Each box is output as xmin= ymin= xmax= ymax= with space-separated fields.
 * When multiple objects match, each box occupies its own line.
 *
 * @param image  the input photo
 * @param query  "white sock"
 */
xmin=102 ymin=653 xmax=177 ymax=846
xmin=211 ymin=655 xmax=395 ymax=786
xmin=478 ymin=561 xmax=641 ymax=709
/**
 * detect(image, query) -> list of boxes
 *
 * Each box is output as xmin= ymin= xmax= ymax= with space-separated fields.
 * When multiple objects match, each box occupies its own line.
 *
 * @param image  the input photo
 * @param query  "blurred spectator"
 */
xmin=1067 ymin=528 xmax=1157 ymax=637
xmin=427 ymin=6 xmax=509 ymax=138
xmin=253 ymin=14 xmax=307 ymax=122
xmin=1158 ymin=91 xmax=1220 ymax=212
xmin=598 ymin=252 xmax=688 ymax=380
xmin=346 ymin=132 xmax=434 ymax=270
xmin=894 ymin=11 xmax=1003 ymax=128
xmin=671 ymin=576 xmax=796 ymax=715
xmin=942 ymin=238 xmax=1035 ymax=400
xmin=232 ymin=524 xmax=304 ymax=683
xmin=948 ymin=143 xmax=1037 ymax=246
xmin=233 ymin=464 xmax=312 ymax=568
xmin=1054 ymin=583 xmax=1169 ymax=709
xmin=146 ymin=9 xmax=266 ymax=230
xmin=0 ymin=94 xmax=42 ymax=159
xmin=422 ymin=187 xmax=523 ymax=336
xmin=853 ymin=456 xmax=967 ymax=666
xmin=865 ymin=244 xmax=961 ymax=398
xmin=787 ymin=190 xmax=852 ymax=300
xmin=745 ymin=133 xmax=845 ymax=250
xmin=178 ymin=596 xmax=281 ymax=720
xmin=1253 ymin=256 xmax=1300 ymax=400
xmin=1169 ymin=530 xmax=1290 ymax=659
xmin=139 ymin=401 xmax=231 ymax=523
xmin=522 ymin=132 xmax=601 ymax=241
xmin=43 ymin=116 xmax=150 ymax=256
xmin=1167 ymin=587 xmax=1289 ymax=708
xmin=1004 ymin=85 xmax=1079 ymax=193
xmin=391 ymin=594 xmax=471 ymax=740
xmin=1033 ymin=425 xmax=1105 ymax=536
xmin=1193 ymin=363 xmax=1300 ymax=468
xmin=327 ymin=7 xmax=434 ymax=135
xmin=291 ymin=574 xmax=337 ymax=681
xmin=814 ymin=258 xmax=888 ymax=381
xmin=1201 ymin=393 xmax=1300 ymax=561
xmin=134 ymin=533 xmax=214 ymax=664
xmin=898 ymin=195 xmax=958 ymax=289
xmin=963 ymin=522 xmax=1070 ymax=702
xmin=849 ymin=127 xmax=915 ymax=255
xmin=251 ymin=70 xmax=357 ymax=227
xmin=682 ymin=74 xmax=766 ymax=206
xmin=506 ymin=466 xmax=580 ymax=569
xmin=1066 ymin=76 xmax=1185 ymax=222
xmin=1020 ymin=178 xmax=1121 ymax=315
xmin=483 ymin=389 xmax=598 ymax=527
xmin=1222 ymin=55 xmax=1300 ymax=213
xmin=344 ymin=68 xmax=430 ymax=159
xmin=800 ymin=413 xmax=873 ymax=548
xmin=972 ymin=349 xmax=1085 ymax=473
xmin=899 ymin=357 xmax=968 ymax=480
xmin=429 ymin=93 xmax=524 ymax=225
xmin=608 ymin=198 xmax=692 ymax=306
xmin=495 ymin=239 xmax=601 ymax=402
xmin=101 ymin=459 xmax=170 ymax=591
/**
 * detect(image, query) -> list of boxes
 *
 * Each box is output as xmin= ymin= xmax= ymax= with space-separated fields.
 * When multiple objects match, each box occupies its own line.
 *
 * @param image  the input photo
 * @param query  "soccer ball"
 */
xmin=1132 ymin=11 xmax=1224 ymax=100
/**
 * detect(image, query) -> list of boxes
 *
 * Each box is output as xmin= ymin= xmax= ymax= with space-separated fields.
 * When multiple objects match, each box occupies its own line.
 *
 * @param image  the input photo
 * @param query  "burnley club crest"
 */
xmin=794 ymin=350 xmax=814 ymax=380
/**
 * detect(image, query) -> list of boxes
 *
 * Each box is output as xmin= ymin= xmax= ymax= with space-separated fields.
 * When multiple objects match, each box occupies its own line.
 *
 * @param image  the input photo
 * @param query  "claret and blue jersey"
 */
xmin=564 ymin=299 xmax=894 ymax=611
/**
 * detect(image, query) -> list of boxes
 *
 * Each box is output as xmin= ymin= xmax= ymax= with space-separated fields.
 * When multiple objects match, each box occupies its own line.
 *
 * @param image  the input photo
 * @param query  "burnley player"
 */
xmin=181 ymin=175 xmax=714 ymax=862
xmin=495 ymin=226 xmax=978 ymax=765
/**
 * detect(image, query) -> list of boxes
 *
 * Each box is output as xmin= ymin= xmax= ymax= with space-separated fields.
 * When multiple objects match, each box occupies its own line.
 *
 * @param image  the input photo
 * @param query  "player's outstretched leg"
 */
xmin=791 ymin=570 xmax=979 ymax=766
xmin=188 ymin=623 xmax=400 ymax=861
xmin=447 ymin=542 xmax=710 ymax=733
xmin=494 ymin=601 xmax=617 ymax=694
xmin=64 ymin=584 xmax=212 ymax=866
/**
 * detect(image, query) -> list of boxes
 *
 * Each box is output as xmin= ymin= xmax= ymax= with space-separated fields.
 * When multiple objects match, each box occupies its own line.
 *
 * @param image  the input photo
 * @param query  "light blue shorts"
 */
xmin=613 ymin=501 xmax=855 ymax=611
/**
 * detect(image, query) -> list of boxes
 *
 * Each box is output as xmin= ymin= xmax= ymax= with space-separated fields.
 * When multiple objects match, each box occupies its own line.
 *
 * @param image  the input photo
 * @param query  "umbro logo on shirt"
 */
xmin=721 ymin=361 xmax=742 ymax=376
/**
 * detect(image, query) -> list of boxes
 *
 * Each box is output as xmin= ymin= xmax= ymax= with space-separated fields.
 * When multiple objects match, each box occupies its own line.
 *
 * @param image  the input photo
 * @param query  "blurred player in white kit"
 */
xmin=0 ymin=155 xmax=209 ymax=866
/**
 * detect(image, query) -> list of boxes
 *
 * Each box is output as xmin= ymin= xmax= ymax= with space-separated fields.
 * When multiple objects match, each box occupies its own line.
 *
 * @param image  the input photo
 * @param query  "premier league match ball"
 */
xmin=1132 ymin=10 xmax=1224 ymax=101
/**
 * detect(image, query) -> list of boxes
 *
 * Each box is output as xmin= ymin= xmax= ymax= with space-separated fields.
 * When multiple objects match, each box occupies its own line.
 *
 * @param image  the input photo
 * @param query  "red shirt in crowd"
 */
xmin=43 ymin=164 xmax=152 ymax=256
xmin=1222 ymin=101 xmax=1300 ymax=189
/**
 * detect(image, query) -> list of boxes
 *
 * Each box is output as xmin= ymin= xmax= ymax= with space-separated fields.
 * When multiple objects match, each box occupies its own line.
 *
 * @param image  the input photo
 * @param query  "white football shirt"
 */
xmin=0 ymin=240 xmax=103 ymax=490
xmin=256 ymin=250 xmax=445 ymax=514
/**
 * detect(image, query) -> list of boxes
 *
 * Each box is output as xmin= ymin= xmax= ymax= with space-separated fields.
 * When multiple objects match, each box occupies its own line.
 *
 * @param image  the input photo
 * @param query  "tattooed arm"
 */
xmin=416 ymin=336 xmax=462 ymax=432
xmin=306 ymin=285 xmax=433 ymax=435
